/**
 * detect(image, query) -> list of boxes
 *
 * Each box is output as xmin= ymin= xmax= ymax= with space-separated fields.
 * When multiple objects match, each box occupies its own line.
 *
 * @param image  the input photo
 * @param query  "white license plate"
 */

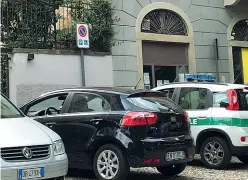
xmin=18 ymin=167 xmax=44 ymax=180
xmin=166 ymin=151 xmax=185 ymax=161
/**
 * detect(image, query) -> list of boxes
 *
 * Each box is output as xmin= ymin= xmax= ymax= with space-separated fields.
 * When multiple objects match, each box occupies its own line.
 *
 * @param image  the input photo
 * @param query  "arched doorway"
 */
xmin=136 ymin=3 xmax=196 ymax=89
xmin=228 ymin=15 xmax=248 ymax=84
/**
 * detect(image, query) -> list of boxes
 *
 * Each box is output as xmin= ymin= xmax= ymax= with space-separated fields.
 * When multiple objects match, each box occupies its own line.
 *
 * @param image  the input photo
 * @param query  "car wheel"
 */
xmin=93 ymin=144 xmax=130 ymax=180
xmin=200 ymin=137 xmax=231 ymax=169
xmin=156 ymin=163 xmax=187 ymax=177
xmin=237 ymin=155 xmax=248 ymax=164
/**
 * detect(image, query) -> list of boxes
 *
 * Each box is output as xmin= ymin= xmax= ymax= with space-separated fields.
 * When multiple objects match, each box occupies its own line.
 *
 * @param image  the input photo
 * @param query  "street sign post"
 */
xmin=77 ymin=24 xmax=90 ymax=49
xmin=76 ymin=24 xmax=90 ymax=87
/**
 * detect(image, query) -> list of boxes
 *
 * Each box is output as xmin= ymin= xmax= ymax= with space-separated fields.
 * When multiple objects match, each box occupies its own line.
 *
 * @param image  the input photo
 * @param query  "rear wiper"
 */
xmin=158 ymin=107 xmax=176 ymax=113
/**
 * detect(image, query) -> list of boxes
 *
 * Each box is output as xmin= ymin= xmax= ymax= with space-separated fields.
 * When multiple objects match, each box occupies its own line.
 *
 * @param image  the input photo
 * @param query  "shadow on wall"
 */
xmin=16 ymin=84 xmax=80 ymax=107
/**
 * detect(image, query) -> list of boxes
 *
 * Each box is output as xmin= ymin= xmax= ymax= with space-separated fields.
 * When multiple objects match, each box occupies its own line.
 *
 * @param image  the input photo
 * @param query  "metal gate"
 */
xmin=1 ymin=48 xmax=11 ymax=98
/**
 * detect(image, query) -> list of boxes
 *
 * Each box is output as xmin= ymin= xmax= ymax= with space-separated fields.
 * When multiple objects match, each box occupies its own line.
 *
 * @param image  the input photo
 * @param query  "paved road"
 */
xmin=66 ymin=158 xmax=248 ymax=180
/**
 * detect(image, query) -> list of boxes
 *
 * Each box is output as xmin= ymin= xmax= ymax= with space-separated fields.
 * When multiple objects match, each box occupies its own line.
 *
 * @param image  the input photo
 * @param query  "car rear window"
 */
xmin=126 ymin=96 xmax=183 ymax=113
xmin=236 ymin=89 xmax=248 ymax=111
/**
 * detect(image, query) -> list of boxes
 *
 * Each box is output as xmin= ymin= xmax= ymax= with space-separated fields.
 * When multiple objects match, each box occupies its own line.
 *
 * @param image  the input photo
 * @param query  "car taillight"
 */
xmin=226 ymin=89 xmax=239 ymax=110
xmin=121 ymin=112 xmax=158 ymax=127
xmin=184 ymin=112 xmax=190 ymax=123
xmin=241 ymin=136 xmax=246 ymax=142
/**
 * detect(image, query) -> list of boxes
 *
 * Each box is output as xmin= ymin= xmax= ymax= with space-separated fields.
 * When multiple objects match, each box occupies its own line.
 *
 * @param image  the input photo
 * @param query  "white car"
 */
xmin=153 ymin=81 xmax=248 ymax=169
xmin=0 ymin=93 xmax=68 ymax=180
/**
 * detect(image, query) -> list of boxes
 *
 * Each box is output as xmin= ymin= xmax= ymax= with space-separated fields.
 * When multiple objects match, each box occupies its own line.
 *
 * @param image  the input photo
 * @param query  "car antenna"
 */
xmin=134 ymin=78 xmax=142 ymax=90
xmin=233 ymin=71 xmax=242 ymax=84
xmin=173 ymin=64 xmax=185 ymax=82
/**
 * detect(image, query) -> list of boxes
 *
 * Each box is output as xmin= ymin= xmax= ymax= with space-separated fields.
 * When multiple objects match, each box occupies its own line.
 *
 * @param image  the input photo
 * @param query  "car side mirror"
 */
xmin=220 ymin=101 xmax=229 ymax=108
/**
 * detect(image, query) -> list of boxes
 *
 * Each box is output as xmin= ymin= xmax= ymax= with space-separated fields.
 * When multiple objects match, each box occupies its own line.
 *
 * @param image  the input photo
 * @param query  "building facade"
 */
xmin=111 ymin=0 xmax=248 ymax=89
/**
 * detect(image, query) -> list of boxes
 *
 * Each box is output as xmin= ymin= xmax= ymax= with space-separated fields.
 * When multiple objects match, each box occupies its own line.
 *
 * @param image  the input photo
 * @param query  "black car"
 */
xmin=20 ymin=87 xmax=195 ymax=180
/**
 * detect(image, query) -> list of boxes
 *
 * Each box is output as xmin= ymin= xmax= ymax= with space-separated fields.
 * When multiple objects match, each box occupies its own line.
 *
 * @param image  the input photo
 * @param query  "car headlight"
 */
xmin=53 ymin=140 xmax=65 ymax=156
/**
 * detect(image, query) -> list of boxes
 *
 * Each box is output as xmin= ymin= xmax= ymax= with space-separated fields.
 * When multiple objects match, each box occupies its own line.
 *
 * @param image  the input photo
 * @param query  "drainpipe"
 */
xmin=215 ymin=38 xmax=219 ymax=83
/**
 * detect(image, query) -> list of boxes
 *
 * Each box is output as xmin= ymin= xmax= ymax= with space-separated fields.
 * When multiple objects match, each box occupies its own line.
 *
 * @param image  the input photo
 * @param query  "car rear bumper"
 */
xmin=1 ymin=155 xmax=68 ymax=180
xmin=127 ymin=135 xmax=195 ymax=167
xmin=231 ymin=145 xmax=248 ymax=156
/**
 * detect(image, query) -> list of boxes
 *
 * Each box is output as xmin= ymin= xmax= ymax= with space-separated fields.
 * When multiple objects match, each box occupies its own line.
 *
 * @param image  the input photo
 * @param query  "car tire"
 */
xmin=237 ymin=155 xmax=248 ymax=164
xmin=156 ymin=163 xmax=187 ymax=177
xmin=200 ymin=137 xmax=231 ymax=169
xmin=93 ymin=144 xmax=130 ymax=180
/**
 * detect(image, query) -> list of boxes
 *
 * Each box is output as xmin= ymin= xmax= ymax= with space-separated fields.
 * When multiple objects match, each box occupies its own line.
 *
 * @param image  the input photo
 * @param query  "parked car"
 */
xmin=153 ymin=82 xmax=248 ymax=169
xmin=20 ymin=87 xmax=195 ymax=180
xmin=0 ymin=93 xmax=68 ymax=180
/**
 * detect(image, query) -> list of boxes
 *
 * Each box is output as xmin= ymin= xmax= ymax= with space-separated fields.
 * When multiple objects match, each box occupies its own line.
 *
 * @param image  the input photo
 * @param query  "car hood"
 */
xmin=0 ymin=117 xmax=61 ymax=148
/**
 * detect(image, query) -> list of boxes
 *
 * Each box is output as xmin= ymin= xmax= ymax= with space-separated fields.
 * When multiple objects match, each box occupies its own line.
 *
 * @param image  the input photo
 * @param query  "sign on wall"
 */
xmin=76 ymin=24 xmax=90 ymax=49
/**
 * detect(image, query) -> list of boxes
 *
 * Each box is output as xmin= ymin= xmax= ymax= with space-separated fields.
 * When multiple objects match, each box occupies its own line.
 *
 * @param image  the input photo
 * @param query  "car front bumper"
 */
xmin=128 ymin=135 xmax=195 ymax=168
xmin=1 ymin=154 xmax=68 ymax=180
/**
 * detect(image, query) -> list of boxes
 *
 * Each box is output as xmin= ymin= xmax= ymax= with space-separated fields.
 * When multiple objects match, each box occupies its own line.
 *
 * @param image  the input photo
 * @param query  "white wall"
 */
xmin=9 ymin=52 xmax=113 ymax=106
xmin=84 ymin=55 xmax=113 ymax=87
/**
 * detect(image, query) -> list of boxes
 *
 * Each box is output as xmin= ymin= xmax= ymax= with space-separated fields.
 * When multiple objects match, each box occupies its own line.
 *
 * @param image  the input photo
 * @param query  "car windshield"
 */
xmin=1 ymin=94 xmax=24 ymax=118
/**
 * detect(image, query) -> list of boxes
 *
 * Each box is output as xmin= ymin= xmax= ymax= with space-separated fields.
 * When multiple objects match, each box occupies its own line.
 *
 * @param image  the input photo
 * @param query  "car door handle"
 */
xmin=90 ymin=118 xmax=102 ymax=124
xmin=45 ymin=122 xmax=56 ymax=128
xmin=46 ymin=122 xmax=56 ymax=125
xmin=91 ymin=117 xmax=103 ymax=120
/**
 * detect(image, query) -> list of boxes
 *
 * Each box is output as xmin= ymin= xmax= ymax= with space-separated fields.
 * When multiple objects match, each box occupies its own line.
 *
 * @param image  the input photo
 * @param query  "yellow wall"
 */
xmin=242 ymin=48 xmax=248 ymax=84
xmin=56 ymin=7 xmax=72 ymax=30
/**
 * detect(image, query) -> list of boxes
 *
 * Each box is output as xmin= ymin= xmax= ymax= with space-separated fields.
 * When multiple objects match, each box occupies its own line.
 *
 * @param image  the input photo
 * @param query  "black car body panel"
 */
xmin=20 ymin=88 xmax=195 ymax=169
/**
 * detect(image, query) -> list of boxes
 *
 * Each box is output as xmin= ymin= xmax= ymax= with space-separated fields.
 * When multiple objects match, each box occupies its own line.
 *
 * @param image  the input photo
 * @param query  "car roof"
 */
xmin=153 ymin=82 xmax=248 ymax=92
xmin=39 ymin=87 xmax=154 ymax=97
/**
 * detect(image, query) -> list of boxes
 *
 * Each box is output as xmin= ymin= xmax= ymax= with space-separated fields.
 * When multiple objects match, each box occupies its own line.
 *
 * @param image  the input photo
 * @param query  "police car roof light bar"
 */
xmin=185 ymin=73 xmax=216 ymax=82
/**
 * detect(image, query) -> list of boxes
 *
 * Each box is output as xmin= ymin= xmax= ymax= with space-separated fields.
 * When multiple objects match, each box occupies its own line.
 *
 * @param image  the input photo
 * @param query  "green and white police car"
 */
xmin=153 ymin=76 xmax=248 ymax=169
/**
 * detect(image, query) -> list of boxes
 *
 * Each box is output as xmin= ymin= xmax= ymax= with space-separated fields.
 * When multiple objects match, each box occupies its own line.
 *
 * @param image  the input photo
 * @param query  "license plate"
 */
xmin=166 ymin=151 xmax=185 ymax=161
xmin=18 ymin=167 xmax=44 ymax=180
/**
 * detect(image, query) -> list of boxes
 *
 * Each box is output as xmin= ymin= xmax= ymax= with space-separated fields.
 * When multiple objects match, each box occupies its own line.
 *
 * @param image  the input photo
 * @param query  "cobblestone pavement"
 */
xmin=65 ymin=157 xmax=248 ymax=180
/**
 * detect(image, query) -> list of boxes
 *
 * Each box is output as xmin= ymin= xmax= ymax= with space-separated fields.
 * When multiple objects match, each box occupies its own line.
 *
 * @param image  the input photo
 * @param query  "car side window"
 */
xmin=99 ymin=93 xmax=125 ymax=111
xmin=179 ymin=88 xmax=209 ymax=110
xmin=213 ymin=92 xmax=229 ymax=107
xmin=68 ymin=93 xmax=111 ymax=113
xmin=27 ymin=93 xmax=69 ymax=116
xmin=159 ymin=88 xmax=175 ymax=99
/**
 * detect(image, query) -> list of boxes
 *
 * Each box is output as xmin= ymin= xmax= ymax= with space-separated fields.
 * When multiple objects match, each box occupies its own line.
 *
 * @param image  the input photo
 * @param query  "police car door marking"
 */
xmin=190 ymin=119 xmax=198 ymax=125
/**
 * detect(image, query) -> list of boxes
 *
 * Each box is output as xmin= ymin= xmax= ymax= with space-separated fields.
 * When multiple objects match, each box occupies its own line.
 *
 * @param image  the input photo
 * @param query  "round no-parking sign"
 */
xmin=76 ymin=24 xmax=90 ymax=48
xmin=78 ymin=25 xmax=87 ymax=38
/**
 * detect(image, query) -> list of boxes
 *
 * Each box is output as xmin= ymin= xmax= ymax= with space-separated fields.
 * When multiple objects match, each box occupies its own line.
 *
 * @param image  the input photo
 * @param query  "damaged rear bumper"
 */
xmin=127 ymin=135 xmax=195 ymax=168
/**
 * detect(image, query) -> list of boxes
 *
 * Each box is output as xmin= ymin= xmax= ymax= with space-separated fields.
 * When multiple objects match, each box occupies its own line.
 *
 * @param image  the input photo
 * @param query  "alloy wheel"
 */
xmin=203 ymin=141 xmax=224 ymax=166
xmin=97 ymin=150 xmax=119 ymax=180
